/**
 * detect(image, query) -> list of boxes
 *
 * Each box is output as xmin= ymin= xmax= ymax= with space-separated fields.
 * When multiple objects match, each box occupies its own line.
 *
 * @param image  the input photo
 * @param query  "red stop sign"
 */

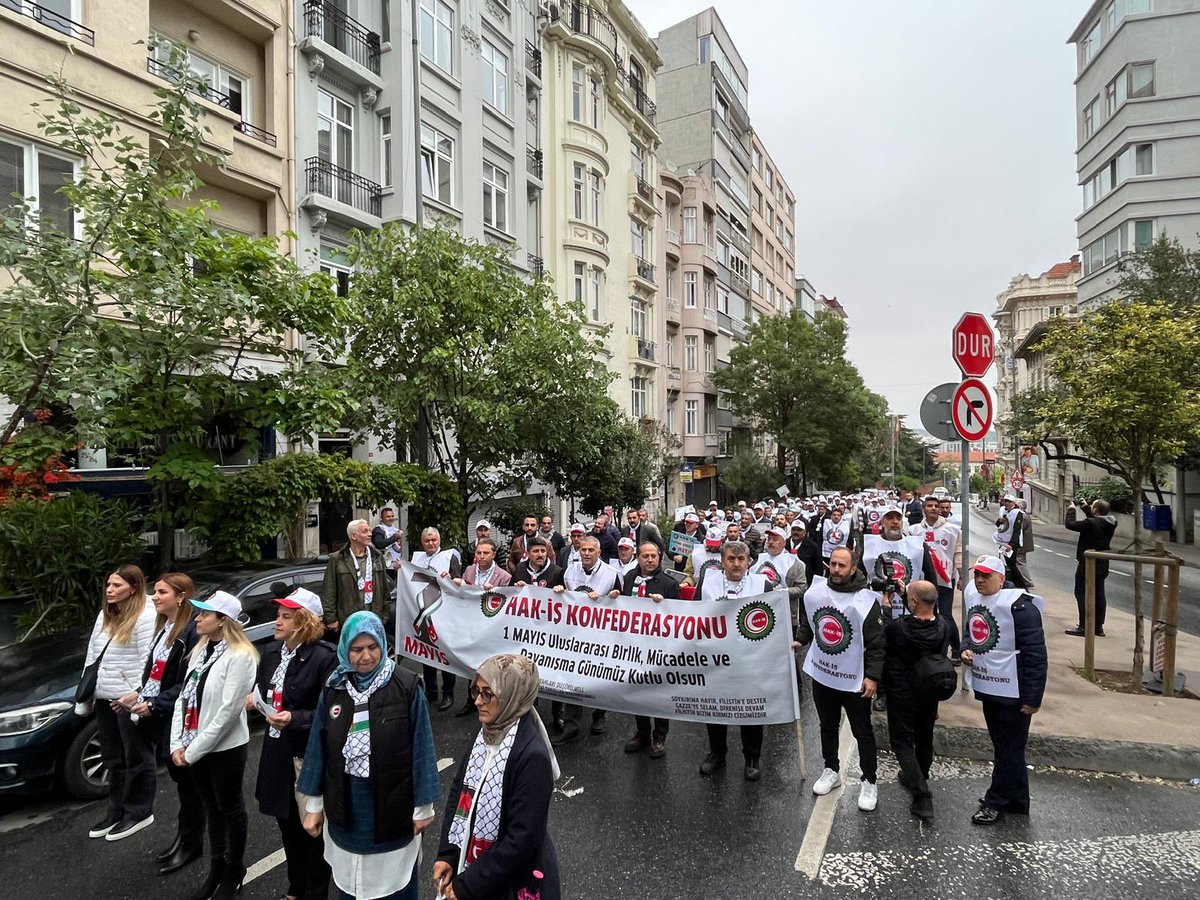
xmin=952 ymin=312 xmax=995 ymax=378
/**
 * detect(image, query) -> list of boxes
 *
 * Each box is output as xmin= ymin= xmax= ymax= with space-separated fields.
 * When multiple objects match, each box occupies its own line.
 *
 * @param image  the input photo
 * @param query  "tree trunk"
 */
xmin=1131 ymin=476 xmax=1145 ymax=685
xmin=156 ymin=476 xmax=173 ymax=574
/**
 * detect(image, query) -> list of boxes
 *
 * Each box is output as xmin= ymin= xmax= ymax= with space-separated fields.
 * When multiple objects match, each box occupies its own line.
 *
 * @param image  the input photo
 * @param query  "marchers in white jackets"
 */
xmin=79 ymin=597 xmax=157 ymax=705
xmin=169 ymin=643 xmax=257 ymax=764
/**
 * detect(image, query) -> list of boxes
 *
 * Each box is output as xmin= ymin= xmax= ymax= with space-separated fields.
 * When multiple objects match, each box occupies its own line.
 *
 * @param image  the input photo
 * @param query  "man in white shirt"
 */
xmin=410 ymin=528 xmax=462 ymax=711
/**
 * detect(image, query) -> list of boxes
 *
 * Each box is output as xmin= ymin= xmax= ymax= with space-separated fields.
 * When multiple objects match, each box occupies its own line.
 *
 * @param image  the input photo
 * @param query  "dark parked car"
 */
xmin=0 ymin=558 xmax=329 ymax=801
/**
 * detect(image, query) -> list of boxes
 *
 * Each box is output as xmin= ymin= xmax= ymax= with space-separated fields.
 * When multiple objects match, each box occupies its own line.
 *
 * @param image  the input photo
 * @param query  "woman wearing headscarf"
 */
xmin=250 ymin=586 xmax=338 ymax=900
xmin=433 ymin=654 xmax=561 ymax=900
xmin=169 ymin=590 xmax=260 ymax=900
xmin=297 ymin=611 xmax=440 ymax=900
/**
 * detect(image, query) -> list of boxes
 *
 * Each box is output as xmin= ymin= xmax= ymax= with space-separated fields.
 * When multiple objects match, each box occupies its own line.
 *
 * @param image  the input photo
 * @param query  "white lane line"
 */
xmin=794 ymin=719 xmax=856 ymax=879
xmin=244 ymin=756 xmax=457 ymax=885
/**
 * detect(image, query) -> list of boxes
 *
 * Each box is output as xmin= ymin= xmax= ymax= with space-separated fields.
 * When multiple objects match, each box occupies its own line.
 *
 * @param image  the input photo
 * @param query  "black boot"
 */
xmin=158 ymin=840 xmax=203 ymax=876
xmin=155 ymin=828 xmax=182 ymax=862
xmin=212 ymin=863 xmax=247 ymax=900
xmin=188 ymin=859 xmax=225 ymax=900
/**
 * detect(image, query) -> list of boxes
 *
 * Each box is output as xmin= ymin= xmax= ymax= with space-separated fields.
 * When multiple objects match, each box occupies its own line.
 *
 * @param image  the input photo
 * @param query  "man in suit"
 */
xmin=371 ymin=507 xmax=405 ymax=570
xmin=592 ymin=513 xmax=621 ymax=560
xmin=557 ymin=523 xmax=585 ymax=570
xmin=506 ymin=515 xmax=540 ymax=576
xmin=538 ymin=514 xmax=566 ymax=556
xmin=623 ymin=508 xmax=665 ymax=553
xmin=513 ymin=537 xmax=564 ymax=589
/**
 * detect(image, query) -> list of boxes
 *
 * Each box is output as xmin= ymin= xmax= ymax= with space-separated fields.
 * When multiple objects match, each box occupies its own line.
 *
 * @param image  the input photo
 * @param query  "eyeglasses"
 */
xmin=469 ymin=685 xmax=497 ymax=704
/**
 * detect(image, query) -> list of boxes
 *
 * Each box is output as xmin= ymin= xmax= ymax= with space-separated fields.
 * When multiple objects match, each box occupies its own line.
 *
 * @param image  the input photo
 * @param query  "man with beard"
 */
xmin=797 ymin=546 xmax=885 ymax=812
xmin=669 ymin=512 xmax=706 ymax=572
xmin=506 ymin=515 xmax=541 ymax=577
xmin=591 ymin=513 xmax=621 ymax=561
xmin=513 ymin=537 xmax=564 ymax=589
xmin=466 ymin=520 xmax=508 ymax=570
xmin=820 ymin=506 xmax=855 ymax=573
xmin=538 ymin=514 xmax=566 ymax=556
xmin=752 ymin=526 xmax=809 ymax=600
xmin=961 ymin=556 xmax=1047 ymax=825
xmin=787 ymin=520 xmax=822 ymax=586
xmin=611 ymin=542 xmax=681 ymax=759
xmin=908 ymin=495 xmax=962 ymax=660
xmin=699 ymin=540 xmax=779 ymax=781
xmin=861 ymin=507 xmax=934 ymax=622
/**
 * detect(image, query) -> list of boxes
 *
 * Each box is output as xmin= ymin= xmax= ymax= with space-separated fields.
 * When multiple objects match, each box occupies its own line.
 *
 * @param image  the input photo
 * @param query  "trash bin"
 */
xmin=1142 ymin=503 xmax=1172 ymax=532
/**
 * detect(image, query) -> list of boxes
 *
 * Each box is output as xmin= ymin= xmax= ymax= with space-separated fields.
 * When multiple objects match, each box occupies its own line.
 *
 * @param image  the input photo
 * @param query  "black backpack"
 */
xmin=910 ymin=622 xmax=957 ymax=701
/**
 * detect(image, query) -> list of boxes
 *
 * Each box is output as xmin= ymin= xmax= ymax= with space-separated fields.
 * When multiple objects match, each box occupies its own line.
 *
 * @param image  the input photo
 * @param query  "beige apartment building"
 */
xmin=748 ymin=131 xmax=795 ymax=321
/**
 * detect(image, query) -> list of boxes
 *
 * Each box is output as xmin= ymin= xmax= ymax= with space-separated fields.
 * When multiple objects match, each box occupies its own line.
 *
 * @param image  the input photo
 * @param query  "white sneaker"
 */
xmin=812 ymin=767 xmax=842 ymax=796
xmin=858 ymin=781 xmax=878 ymax=812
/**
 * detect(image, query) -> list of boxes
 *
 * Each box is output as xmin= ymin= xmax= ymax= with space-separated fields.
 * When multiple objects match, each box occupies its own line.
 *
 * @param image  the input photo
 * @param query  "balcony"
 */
xmin=635 ymin=175 xmax=654 ymax=204
xmin=304 ymin=157 xmax=381 ymax=217
xmin=711 ymin=111 xmax=750 ymax=171
xmin=526 ymin=145 xmax=543 ymax=181
xmin=730 ymin=270 xmax=750 ymax=297
xmin=529 ymin=254 xmax=545 ymax=278
xmin=668 ymin=365 xmax=681 ymax=383
xmin=666 ymin=228 xmax=680 ymax=247
xmin=525 ymin=38 xmax=542 ymax=81
xmin=562 ymin=1 xmax=618 ymax=61
xmin=728 ymin=228 xmax=750 ymax=257
xmin=626 ymin=81 xmax=657 ymax=126
xmin=2 ymin=0 xmax=93 ymax=44
xmin=635 ymin=257 xmax=656 ymax=285
xmin=665 ymin=297 xmax=681 ymax=322
xmin=301 ymin=0 xmax=382 ymax=86
xmin=235 ymin=121 xmax=278 ymax=147
xmin=636 ymin=338 xmax=656 ymax=362
xmin=147 ymin=57 xmax=233 ymax=109
xmin=704 ymin=433 xmax=720 ymax=448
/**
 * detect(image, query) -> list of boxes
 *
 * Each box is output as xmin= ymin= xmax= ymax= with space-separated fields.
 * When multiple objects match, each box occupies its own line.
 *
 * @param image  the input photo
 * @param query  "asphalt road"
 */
xmin=965 ymin=507 xmax=1200 ymax=637
xmin=2 ymin=688 xmax=1199 ymax=899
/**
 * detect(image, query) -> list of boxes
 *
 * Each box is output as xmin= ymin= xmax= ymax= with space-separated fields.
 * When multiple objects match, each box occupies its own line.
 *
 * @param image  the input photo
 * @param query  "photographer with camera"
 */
xmin=1064 ymin=497 xmax=1118 ymax=637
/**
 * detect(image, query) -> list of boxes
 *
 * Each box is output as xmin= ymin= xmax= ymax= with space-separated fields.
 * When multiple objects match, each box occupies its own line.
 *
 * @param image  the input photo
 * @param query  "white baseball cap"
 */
xmin=192 ymin=590 xmax=243 ymax=619
xmin=475 ymin=520 xmax=492 ymax=531
xmin=685 ymin=512 xmax=700 ymax=523
xmin=767 ymin=526 xmax=789 ymax=540
xmin=618 ymin=536 xmax=636 ymax=549
xmin=973 ymin=555 xmax=1005 ymax=575
xmin=274 ymin=587 xmax=323 ymax=617
xmin=569 ymin=522 xmax=586 ymax=534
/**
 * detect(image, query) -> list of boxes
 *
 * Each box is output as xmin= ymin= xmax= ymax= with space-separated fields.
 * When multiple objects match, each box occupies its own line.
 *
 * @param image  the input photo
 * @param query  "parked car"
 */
xmin=0 ymin=558 xmax=329 ymax=801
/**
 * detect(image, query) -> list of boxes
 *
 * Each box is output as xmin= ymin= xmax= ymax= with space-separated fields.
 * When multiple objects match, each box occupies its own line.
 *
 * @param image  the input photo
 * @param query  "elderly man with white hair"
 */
xmin=320 ymin=518 xmax=392 ymax=634
xmin=411 ymin=527 xmax=463 ymax=710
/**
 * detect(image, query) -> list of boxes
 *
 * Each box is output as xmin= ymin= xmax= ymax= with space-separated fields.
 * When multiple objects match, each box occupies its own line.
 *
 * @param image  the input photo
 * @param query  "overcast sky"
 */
xmin=628 ymin=0 xmax=1085 ymax=426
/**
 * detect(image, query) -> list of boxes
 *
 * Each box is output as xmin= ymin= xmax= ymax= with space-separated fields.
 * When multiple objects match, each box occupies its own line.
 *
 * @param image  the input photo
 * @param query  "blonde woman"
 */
xmin=170 ymin=591 xmax=259 ymax=900
xmin=81 ymin=564 xmax=157 ymax=842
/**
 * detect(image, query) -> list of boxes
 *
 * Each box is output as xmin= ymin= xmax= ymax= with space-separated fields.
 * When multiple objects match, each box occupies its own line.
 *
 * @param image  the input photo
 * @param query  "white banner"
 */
xmin=395 ymin=563 xmax=799 ymax=726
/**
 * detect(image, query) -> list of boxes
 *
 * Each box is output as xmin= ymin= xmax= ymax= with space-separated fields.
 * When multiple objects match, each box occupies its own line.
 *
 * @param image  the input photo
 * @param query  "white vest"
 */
xmin=378 ymin=523 xmax=403 ymax=565
xmin=690 ymin=546 xmax=720 ymax=575
xmin=821 ymin=519 xmax=850 ymax=557
xmin=802 ymin=577 xmax=877 ymax=692
xmin=862 ymin=534 xmax=925 ymax=616
xmin=700 ymin=572 xmax=769 ymax=602
xmin=564 ymin=560 xmax=620 ymax=593
xmin=908 ymin=519 xmax=960 ymax=587
xmin=609 ymin=557 xmax=638 ymax=576
xmin=752 ymin=550 xmax=797 ymax=583
xmin=962 ymin=584 xmax=1044 ymax=699
xmin=412 ymin=547 xmax=459 ymax=573
xmin=992 ymin=508 xmax=1021 ymax=549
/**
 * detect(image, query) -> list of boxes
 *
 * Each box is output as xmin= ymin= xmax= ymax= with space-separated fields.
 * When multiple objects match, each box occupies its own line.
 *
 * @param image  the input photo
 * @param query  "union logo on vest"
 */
xmin=813 ymin=606 xmax=853 ymax=655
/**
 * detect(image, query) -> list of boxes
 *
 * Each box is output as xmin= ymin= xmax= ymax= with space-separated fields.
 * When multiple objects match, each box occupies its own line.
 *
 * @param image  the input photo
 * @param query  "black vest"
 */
xmin=321 ymin=667 xmax=419 ymax=844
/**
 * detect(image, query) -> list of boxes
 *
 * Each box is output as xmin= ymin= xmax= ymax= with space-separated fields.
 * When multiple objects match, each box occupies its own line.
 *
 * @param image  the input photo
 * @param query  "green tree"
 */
xmin=1115 ymin=234 xmax=1200 ymax=309
xmin=1029 ymin=300 xmax=1200 ymax=681
xmin=714 ymin=310 xmax=886 ymax=494
xmin=344 ymin=223 xmax=616 ymax=529
xmin=720 ymin=449 xmax=781 ymax=504
xmin=0 ymin=70 xmax=356 ymax=567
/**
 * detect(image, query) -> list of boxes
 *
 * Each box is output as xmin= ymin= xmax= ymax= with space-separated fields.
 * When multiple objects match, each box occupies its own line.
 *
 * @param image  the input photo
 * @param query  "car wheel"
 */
xmin=59 ymin=718 xmax=109 ymax=801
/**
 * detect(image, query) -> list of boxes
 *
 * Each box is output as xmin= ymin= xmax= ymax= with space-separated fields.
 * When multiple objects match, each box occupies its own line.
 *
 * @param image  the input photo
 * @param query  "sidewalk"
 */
xmin=874 ymin=511 xmax=1200 ymax=781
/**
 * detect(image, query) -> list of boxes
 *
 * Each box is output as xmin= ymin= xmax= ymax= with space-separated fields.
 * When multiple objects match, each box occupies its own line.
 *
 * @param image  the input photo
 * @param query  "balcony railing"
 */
xmin=628 ymin=82 xmax=657 ymax=124
xmin=526 ymin=145 xmax=543 ymax=180
xmin=704 ymin=433 xmax=719 ymax=448
xmin=147 ymin=57 xmax=233 ymax=109
xmin=730 ymin=270 xmax=750 ymax=296
xmin=528 ymin=254 xmax=544 ymax=278
xmin=2 ymin=0 xmax=93 ymax=44
xmin=666 ymin=228 xmax=680 ymax=246
xmin=666 ymin=298 xmax=680 ymax=313
xmin=634 ymin=175 xmax=654 ymax=204
xmin=636 ymin=257 xmax=656 ymax=284
xmin=525 ymin=38 xmax=542 ymax=79
xmin=668 ymin=366 xmax=681 ymax=382
xmin=728 ymin=228 xmax=750 ymax=257
xmin=564 ymin=1 xmax=618 ymax=60
xmin=305 ymin=157 xmax=382 ymax=216
xmin=304 ymin=0 xmax=381 ymax=75
xmin=235 ymin=121 xmax=278 ymax=147
xmin=703 ymin=307 xmax=718 ymax=322
xmin=636 ymin=339 xmax=656 ymax=362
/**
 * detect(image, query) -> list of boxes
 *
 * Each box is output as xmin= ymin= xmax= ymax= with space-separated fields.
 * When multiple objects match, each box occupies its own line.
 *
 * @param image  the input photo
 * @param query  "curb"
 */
xmin=872 ymin=717 xmax=1200 ymax=782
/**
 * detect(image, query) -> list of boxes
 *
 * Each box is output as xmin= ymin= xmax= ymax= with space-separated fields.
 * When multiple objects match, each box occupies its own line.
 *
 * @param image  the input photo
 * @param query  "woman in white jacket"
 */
xmin=82 ymin=564 xmax=158 ymax=842
xmin=170 ymin=590 xmax=259 ymax=900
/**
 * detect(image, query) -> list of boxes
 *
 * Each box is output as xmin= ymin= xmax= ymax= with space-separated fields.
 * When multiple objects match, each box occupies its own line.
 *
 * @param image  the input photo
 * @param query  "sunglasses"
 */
xmin=469 ymin=685 xmax=497 ymax=704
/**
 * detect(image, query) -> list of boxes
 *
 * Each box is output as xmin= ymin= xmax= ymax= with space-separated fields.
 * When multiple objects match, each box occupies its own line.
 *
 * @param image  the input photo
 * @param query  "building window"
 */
xmin=765 ymin=167 xmax=774 ymax=190
xmin=572 ymin=64 xmax=585 ymax=121
xmin=665 ymin=400 xmax=675 ymax=433
xmin=765 ymin=204 xmax=773 ymax=229
xmin=590 ymin=267 xmax=601 ymax=320
xmin=1083 ymin=97 xmax=1098 ymax=140
xmin=631 ymin=377 xmax=649 ymax=418
xmin=717 ymin=285 xmax=729 ymax=314
xmin=318 ymin=90 xmax=353 ymax=170
xmin=1083 ymin=142 xmax=1154 ymax=209
xmin=380 ymin=113 xmax=392 ymax=187
xmin=320 ymin=245 xmax=352 ymax=298
xmin=590 ymin=75 xmax=601 ymax=128
xmin=752 ymin=145 xmax=762 ymax=172
xmin=683 ymin=206 xmax=697 ymax=242
xmin=481 ymin=39 xmax=508 ymax=114
xmin=684 ymin=271 xmax=697 ymax=307
xmin=703 ymin=276 xmax=714 ymax=310
xmin=704 ymin=400 xmax=715 ymax=435
xmin=1082 ymin=21 xmax=1101 ymax=66
xmin=1133 ymin=218 xmax=1154 ymax=250
xmin=751 ymin=268 xmax=762 ymax=295
xmin=630 ymin=141 xmax=646 ymax=180
xmin=630 ymin=220 xmax=646 ymax=259
xmin=1105 ymin=2 xmax=1116 ymax=35
xmin=419 ymin=0 xmax=455 ymax=72
xmin=704 ymin=338 xmax=714 ymax=373
xmin=420 ymin=123 xmax=454 ymax=205
xmin=573 ymin=163 xmax=585 ymax=219
xmin=630 ymin=297 xmax=648 ymax=338
xmin=573 ymin=261 xmax=585 ymax=304
xmin=685 ymin=399 xmax=698 ymax=435
xmin=666 ymin=333 xmax=675 ymax=366
xmin=666 ymin=266 xmax=676 ymax=299
xmin=1082 ymin=219 xmax=1155 ymax=276
xmin=685 ymin=335 xmax=697 ymax=370
xmin=766 ymin=283 xmax=775 ymax=309
xmin=715 ymin=91 xmax=728 ymax=122
xmin=703 ymin=211 xmax=714 ymax=249
xmin=1128 ymin=61 xmax=1155 ymax=99
xmin=482 ymin=161 xmax=508 ymax=231
xmin=0 ymin=137 xmax=77 ymax=234
xmin=590 ymin=171 xmax=602 ymax=226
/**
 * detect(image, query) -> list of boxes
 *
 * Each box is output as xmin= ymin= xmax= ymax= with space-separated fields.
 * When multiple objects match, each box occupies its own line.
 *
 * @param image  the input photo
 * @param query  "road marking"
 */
xmin=795 ymin=719 xmax=856 ymax=879
xmin=243 ymin=756 xmax=458 ymax=885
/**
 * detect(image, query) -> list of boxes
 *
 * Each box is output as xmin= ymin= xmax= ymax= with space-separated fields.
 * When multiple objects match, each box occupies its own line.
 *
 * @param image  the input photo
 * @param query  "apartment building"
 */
xmin=795 ymin=275 xmax=818 ymax=321
xmin=748 ymin=131 xmax=796 ymax=322
xmin=1069 ymin=0 xmax=1200 ymax=310
xmin=539 ymin=0 xmax=663 ymax=422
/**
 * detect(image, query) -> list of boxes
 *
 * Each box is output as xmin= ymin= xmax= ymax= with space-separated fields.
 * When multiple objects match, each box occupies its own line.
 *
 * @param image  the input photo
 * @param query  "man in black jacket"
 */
xmin=787 ymin=520 xmax=822 ymax=585
xmin=613 ymin=542 xmax=680 ymax=759
xmin=1064 ymin=499 xmax=1118 ymax=637
xmin=884 ymin=580 xmax=952 ymax=822
xmin=961 ymin=555 xmax=1047 ymax=825
xmin=797 ymin=546 xmax=886 ymax=811
xmin=512 ymin=538 xmax=565 ymax=589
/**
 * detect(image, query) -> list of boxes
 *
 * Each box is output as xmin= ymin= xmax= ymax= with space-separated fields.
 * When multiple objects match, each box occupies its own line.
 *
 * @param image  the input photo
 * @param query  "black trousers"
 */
xmin=887 ymin=693 xmax=939 ymax=800
xmin=1073 ymin=559 xmax=1109 ymax=629
xmin=166 ymin=750 xmax=207 ymax=851
xmin=705 ymin=724 xmax=763 ymax=759
xmin=422 ymin=666 xmax=456 ymax=700
xmin=278 ymin=792 xmax=331 ymax=900
xmin=936 ymin=585 xmax=961 ymax=655
xmin=191 ymin=744 xmax=250 ymax=870
xmin=982 ymin=700 xmax=1032 ymax=811
xmin=634 ymin=716 xmax=670 ymax=739
xmin=94 ymin=702 xmax=156 ymax=823
xmin=810 ymin=680 xmax=877 ymax=783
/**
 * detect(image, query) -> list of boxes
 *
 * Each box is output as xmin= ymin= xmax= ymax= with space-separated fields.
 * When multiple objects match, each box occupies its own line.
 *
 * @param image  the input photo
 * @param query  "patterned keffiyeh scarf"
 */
xmin=446 ymin=726 xmax=517 ymax=870
xmin=267 ymin=643 xmax=298 ymax=739
xmin=179 ymin=640 xmax=227 ymax=749
xmin=340 ymin=658 xmax=394 ymax=776
xmin=138 ymin=628 xmax=172 ymax=703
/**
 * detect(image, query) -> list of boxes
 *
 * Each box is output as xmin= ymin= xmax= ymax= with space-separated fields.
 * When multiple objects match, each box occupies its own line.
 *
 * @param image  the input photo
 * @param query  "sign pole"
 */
xmin=960 ymin=437 xmax=970 ymax=692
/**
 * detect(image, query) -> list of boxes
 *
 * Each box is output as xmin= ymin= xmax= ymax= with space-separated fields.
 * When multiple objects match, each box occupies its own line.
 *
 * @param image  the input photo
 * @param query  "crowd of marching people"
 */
xmin=75 ymin=487 xmax=1046 ymax=899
